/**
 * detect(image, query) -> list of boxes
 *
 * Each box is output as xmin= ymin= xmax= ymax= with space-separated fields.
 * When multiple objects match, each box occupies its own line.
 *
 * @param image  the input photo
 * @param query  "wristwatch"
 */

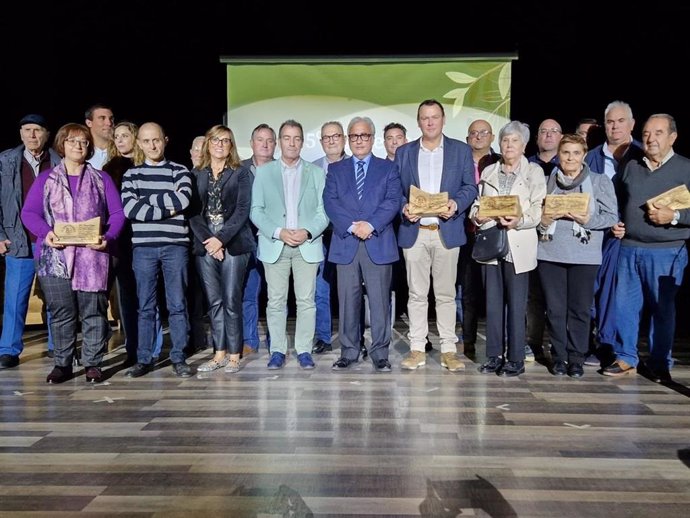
xmin=671 ymin=210 xmax=680 ymax=226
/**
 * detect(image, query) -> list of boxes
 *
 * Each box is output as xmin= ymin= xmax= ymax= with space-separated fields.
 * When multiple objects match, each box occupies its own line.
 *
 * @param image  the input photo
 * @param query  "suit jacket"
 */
xmin=0 ymin=145 xmax=61 ymax=257
xmin=395 ymin=135 xmax=478 ymax=249
xmin=250 ymin=158 xmax=329 ymax=264
xmin=324 ymin=155 xmax=401 ymax=265
xmin=188 ymin=165 xmax=256 ymax=256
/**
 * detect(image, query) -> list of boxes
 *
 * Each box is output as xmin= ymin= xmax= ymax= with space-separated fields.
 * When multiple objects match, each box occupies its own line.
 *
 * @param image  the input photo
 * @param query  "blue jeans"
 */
xmin=614 ymin=244 xmax=688 ymax=369
xmin=132 ymin=245 xmax=189 ymax=364
xmin=0 ymin=244 xmax=53 ymax=356
xmin=315 ymin=250 xmax=334 ymax=343
xmin=242 ymin=251 xmax=262 ymax=350
xmin=114 ymin=254 xmax=163 ymax=359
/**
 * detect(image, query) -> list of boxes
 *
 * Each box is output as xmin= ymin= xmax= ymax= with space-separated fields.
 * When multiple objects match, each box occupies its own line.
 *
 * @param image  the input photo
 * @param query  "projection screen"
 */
xmin=221 ymin=55 xmax=516 ymax=162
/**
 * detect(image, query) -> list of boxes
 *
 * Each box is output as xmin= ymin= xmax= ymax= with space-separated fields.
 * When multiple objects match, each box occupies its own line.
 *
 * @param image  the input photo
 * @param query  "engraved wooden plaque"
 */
xmin=53 ymin=216 xmax=101 ymax=245
xmin=646 ymin=184 xmax=690 ymax=210
xmin=543 ymin=193 xmax=591 ymax=216
xmin=409 ymin=185 xmax=449 ymax=216
xmin=477 ymin=195 xmax=522 ymax=218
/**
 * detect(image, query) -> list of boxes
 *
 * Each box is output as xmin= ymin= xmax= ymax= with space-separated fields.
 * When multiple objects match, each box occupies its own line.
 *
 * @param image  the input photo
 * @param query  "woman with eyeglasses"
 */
xmin=21 ymin=123 xmax=125 ymax=383
xmin=189 ymin=125 xmax=255 ymax=373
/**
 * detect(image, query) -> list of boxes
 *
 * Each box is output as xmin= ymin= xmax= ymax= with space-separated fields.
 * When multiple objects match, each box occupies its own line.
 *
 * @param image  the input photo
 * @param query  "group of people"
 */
xmin=0 ymin=99 xmax=688 ymax=385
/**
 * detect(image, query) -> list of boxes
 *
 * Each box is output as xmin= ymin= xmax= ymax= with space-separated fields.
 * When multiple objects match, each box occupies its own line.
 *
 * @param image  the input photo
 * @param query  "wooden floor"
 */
xmin=1 ymin=319 xmax=690 ymax=518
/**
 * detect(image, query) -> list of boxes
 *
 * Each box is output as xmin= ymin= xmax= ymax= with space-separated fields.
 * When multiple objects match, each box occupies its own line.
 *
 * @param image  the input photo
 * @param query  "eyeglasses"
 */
xmin=65 ymin=138 xmax=90 ymax=148
xmin=348 ymin=133 xmax=372 ymax=142
xmin=539 ymin=128 xmax=562 ymax=135
xmin=321 ymin=133 xmax=342 ymax=142
xmin=468 ymin=129 xmax=491 ymax=138
xmin=210 ymin=137 xmax=232 ymax=146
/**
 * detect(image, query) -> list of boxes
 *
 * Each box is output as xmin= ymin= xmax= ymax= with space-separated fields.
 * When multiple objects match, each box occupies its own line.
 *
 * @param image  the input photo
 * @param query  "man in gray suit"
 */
xmin=0 ymin=114 xmax=60 ymax=368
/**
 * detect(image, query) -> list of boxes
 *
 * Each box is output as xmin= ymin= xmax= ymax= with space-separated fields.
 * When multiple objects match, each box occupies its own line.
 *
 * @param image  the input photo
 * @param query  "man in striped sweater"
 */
xmin=121 ymin=122 xmax=194 ymax=378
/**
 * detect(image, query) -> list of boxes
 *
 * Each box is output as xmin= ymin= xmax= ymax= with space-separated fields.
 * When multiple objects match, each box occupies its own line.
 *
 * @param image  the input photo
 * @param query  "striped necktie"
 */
xmin=356 ymin=160 xmax=365 ymax=200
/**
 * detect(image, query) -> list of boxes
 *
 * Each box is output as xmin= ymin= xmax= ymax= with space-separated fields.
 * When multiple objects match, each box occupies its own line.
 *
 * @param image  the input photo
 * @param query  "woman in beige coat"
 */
xmin=470 ymin=121 xmax=546 ymax=376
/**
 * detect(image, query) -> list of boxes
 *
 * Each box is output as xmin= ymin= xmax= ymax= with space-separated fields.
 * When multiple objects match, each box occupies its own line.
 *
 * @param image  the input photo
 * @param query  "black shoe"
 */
xmin=332 ymin=357 xmax=357 ymax=371
xmin=479 ymin=356 xmax=502 ymax=374
xmin=360 ymin=344 xmax=368 ymax=359
xmin=498 ymin=360 xmax=525 ymax=377
xmin=122 ymin=355 xmax=137 ymax=369
xmin=374 ymin=358 xmax=392 ymax=372
xmin=425 ymin=338 xmax=433 ymax=352
xmin=85 ymin=366 xmax=103 ymax=383
xmin=567 ymin=363 xmax=584 ymax=379
xmin=46 ymin=365 xmax=73 ymax=384
xmin=640 ymin=363 xmax=672 ymax=383
xmin=311 ymin=339 xmax=332 ymax=354
xmin=0 ymin=354 xmax=19 ymax=369
xmin=551 ymin=360 xmax=567 ymax=376
xmin=172 ymin=361 xmax=193 ymax=378
xmin=125 ymin=363 xmax=153 ymax=378
xmin=46 ymin=350 xmax=55 ymax=359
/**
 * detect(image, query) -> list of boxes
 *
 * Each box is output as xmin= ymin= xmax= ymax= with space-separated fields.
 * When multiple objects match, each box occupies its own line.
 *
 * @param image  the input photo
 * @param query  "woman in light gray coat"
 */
xmin=536 ymin=134 xmax=618 ymax=378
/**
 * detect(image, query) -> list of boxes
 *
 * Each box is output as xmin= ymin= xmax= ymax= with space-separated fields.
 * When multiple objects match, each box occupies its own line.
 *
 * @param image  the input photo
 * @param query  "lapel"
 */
xmin=439 ymin=136 xmax=451 ymax=193
xmin=218 ymin=167 xmax=234 ymax=193
xmin=344 ymin=157 xmax=358 ymax=198
xmin=409 ymin=140 xmax=421 ymax=187
xmin=298 ymin=159 xmax=310 ymax=205
xmin=271 ymin=162 xmax=286 ymax=210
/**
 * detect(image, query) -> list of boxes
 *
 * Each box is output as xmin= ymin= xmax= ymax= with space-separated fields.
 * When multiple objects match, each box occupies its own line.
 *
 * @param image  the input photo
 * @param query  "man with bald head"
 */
xmin=0 ymin=114 xmax=61 ymax=369
xmin=121 ymin=122 xmax=194 ymax=378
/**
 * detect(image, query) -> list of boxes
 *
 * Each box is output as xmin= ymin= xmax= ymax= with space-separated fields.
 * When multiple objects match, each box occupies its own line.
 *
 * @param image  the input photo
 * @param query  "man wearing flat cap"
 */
xmin=0 ymin=114 xmax=61 ymax=369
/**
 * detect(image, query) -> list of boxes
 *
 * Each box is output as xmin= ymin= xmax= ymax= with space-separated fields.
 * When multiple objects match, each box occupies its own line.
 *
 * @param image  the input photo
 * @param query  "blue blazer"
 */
xmin=324 ymin=155 xmax=401 ymax=265
xmin=585 ymin=139 xmax=644 ymax=177
xmin=395 ymin=136 xmax=478 ymax=249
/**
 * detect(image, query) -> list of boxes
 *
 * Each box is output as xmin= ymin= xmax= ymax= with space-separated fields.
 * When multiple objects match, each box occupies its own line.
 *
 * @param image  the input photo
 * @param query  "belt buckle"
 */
xmin=422 ymin=223 xmax=439 ymax=231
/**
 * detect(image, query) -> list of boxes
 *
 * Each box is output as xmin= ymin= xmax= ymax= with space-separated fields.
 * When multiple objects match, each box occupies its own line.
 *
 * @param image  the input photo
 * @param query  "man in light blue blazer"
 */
xmin=396 ymin=99 xmax=478 ymax=372
xmin=250 ymin=120 xmax=329 ymax=370
xmin=324 ymin=116 xmax=402 ymax=372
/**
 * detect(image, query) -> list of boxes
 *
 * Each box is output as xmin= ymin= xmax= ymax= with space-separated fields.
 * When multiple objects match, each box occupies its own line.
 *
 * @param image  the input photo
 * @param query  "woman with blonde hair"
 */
xmin=189 ymin=125 xmax=255 ymax=373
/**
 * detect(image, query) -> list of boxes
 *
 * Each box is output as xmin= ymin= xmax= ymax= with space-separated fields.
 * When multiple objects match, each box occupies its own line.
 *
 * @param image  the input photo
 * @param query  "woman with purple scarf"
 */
xmin=21 ymin=123 xmax=125 ymax=384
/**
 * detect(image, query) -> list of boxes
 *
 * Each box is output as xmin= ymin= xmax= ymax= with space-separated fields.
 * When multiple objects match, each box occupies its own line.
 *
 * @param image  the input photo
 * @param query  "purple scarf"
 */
xmin=37 ymin=161 xmax=110 ymax=292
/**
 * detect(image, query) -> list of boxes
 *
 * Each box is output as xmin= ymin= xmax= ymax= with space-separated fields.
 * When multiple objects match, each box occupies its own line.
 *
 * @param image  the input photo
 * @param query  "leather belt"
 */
xmin=419 ymin=223 xmax=439 ymax=231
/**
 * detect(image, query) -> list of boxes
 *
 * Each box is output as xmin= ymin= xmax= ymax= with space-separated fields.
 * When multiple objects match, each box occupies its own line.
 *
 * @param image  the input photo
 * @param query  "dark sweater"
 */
xmin=618 ymin=153 xmax=690 ymax=247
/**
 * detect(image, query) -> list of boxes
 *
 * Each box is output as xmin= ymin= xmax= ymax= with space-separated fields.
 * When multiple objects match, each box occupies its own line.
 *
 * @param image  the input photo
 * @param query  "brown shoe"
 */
xmin=242 ymin=344 xmax=256 ymax=358
xmin=401 ymin=350 xmax=426 ymax=370
xmin=440 ymin=352 xmax=465 ymax=372
xmin=602 ymin=360 xmax=636 ymax=377
xmin=46 ymin=365 xmax=73 ymax=384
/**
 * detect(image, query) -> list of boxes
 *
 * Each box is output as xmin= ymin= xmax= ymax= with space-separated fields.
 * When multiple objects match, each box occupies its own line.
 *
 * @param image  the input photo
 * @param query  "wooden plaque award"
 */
xmin=53 ymin=216 xmax=101 ymax=245
xmin=646 ymin=184 xmax=690 ymax=210
xmin=477 ymin=195 xmax=522 ymax=219
xmin=543 ymin=193 xmax=591 ymax=216
xmin=409 ymin=185 xmax=449 ymax=216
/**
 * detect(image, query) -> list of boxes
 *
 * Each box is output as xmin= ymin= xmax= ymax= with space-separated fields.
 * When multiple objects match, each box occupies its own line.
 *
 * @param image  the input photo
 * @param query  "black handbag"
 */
xmin=472 ymin=225 xmax=509 ymax=262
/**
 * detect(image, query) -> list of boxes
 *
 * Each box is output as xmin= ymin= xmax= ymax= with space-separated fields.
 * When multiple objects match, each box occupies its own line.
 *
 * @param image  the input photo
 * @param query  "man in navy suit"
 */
xmin=396 ymin=99 xmax=478 ymax=372
xmin=324 ymin=116 xmax=402 ymax=372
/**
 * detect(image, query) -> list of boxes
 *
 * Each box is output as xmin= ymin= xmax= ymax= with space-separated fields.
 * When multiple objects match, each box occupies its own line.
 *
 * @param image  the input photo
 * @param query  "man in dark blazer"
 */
xmin=324 ymin=116 xmax=402 ymax=372
xmin=396 ymin=99 xmax=478 ymax=372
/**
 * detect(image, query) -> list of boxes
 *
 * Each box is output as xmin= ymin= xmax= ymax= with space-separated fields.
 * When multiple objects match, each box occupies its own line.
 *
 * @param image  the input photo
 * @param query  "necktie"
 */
xmin=356 ymin=160 xmax=365 ymax=200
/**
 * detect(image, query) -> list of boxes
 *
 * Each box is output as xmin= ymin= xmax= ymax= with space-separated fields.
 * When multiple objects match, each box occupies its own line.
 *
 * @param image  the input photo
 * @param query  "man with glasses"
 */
xmin=310 ymin=122 xmax=350 ymax=355
xmin=324 ymin=116 xmax=401 ymax=372
xmin=0 ymin=114 xmax=61 ymax=369
xmin=459 ymin=119 xmax=500 ymax=357
xmin=396 ymin=99 xmax=477 ymax=372
xmin=525 ymin=118 xmax=563 ymax=362
xmin=250 ymin=120 xmax=329 ymax=370
xmin=121 ymin=122 xmax=194 ymax=378
xmin=85 ymin=103 xmax=114 ymax=170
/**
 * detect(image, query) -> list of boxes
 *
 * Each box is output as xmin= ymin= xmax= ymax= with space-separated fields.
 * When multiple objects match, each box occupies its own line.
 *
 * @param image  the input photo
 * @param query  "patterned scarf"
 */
xmin=38 ymin=161 xmax=110 ymax=291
